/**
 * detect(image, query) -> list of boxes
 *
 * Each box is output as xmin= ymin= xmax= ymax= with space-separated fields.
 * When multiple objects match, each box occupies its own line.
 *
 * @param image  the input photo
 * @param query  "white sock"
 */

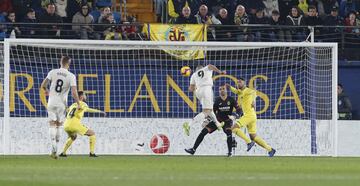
xmin=189 ymin=112 xmax=206 ymax=126
xmin=49 ymin=127 xmax=57 ymax=153
xmin=208 ymin=111 xmax=221 ymax=126
xmin=55 ymin=127 xmax=61 ymax=143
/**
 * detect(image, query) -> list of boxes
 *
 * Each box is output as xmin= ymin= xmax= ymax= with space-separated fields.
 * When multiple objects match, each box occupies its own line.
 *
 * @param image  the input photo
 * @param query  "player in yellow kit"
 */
xmin=59 ymin=91 xmax=106 ymax=157
xmin=226 ymin=78 xmax=276 ymax=157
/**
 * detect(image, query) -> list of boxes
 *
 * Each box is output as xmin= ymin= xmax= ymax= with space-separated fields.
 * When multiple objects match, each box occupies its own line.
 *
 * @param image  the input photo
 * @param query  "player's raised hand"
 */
xmin=220 ymin=71 xmax=227 ymax=75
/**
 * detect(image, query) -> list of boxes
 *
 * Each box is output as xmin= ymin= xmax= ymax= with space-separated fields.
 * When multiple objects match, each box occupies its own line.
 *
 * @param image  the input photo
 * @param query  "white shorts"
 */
xmin=195 ymin=86 xmax=214 ymax=109
xmin=47 ymin=104 xmax=66 ymax=123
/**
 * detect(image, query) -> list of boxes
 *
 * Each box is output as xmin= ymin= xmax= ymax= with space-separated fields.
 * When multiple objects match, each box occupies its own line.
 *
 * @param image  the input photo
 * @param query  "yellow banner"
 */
xmin=143 ymin=24 xmax=207 ymax=60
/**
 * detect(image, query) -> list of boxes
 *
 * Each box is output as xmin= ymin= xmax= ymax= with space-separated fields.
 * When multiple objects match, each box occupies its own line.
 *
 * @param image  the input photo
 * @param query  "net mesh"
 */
xmin=3 ymin=41 xmax=335 ymax=155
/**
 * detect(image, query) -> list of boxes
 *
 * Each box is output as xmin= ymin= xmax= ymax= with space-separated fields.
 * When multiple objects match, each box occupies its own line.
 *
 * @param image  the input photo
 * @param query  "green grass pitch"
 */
xmin=0 ymin=155 xmax=359 ymax=186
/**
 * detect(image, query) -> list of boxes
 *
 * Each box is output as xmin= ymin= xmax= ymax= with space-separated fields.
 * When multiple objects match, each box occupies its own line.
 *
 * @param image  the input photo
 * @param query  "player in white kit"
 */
xmin=40 ymin=56 xmax=80 ymax=159
xmin=183 ymin=64 xmax=226 ymax=136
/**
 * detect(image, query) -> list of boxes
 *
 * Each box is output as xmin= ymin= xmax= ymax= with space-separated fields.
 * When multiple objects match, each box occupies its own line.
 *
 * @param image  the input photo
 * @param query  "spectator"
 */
xmin=98 ymin=6 xmax=111 ymax=23
xmin=304 ymin=5 xmax=323 ymax=39
xmin=250 ymin=9 xmax=269 ymax=41
xmin=285 ymin=6 xmax=306 ymax=41
xmin=298 ymin=0 xmax=308 ymax=15
xmin=344 ymin=10 xmax=360 ymax=48
xmin=194 ymin=5 xmax=221 ymax=25
xmin=278 ymin=0 xmax=298 ymax=21
xmin=175 ymin=6 xmax=197 ymax=24
xmin=263 ymin=0 xmax=279 ymax=17
xmin=102 ymin=13 xmax=122 ymax=40
xmin=339 ymin=0 xmax=358 ymax=18
xmin=155 ymin=0 xmax=167 ymax=22
xmin=188 ymin=0 xmax=207 ymax=15
xmin=55 ymin=0 xmax=68 ymax=22
xmin=168 ymin=0 xmax=189 ymax=23
xmin=216 ymin=8 xmax=234 ymax=41
xmin=120 ymin=16 xmax=138 ymax=40
xmin=5 ymin=12 xmax=21 ymax=38
xmin=22 ymin=8 xmax=38 ymax=38
xmin=338 ymin=83 xmax=352 ymax=120
xmin=72 ymin=3 xmax=94 ymax=39
xmin=344 ymin=11 xmax=360 ymax=33
xmin=38 ymin=3 xmax=62 ymax=38
xmin=269 ymin=10 xmax=285 ymax=41
xmin=0 ymin=0 xmax=13 ymax=15
xmin=323 ymin=6 xmax=343 ymax=42
xmin=11 ymin=0 xmax=28 ymax=22
xmin=234 ymin=4 xmax=251 ymax=41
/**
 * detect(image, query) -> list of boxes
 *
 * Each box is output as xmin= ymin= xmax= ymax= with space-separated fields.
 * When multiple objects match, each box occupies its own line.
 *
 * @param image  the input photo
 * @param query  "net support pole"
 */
xmin=3 ymin=40 xmax=10 ymax=155
xmin=332 ymin=44 xmax=338 ymax=157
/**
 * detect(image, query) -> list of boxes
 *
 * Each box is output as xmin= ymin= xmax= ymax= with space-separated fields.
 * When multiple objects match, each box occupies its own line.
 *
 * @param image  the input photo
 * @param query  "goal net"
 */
xmin=1 ymin=39 xmax=337 ymax=156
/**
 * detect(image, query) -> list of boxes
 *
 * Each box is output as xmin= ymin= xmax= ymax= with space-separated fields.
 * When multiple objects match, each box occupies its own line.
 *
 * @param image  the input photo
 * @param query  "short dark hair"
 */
xmin=272 ymin=10 xmax=280 ymax=15
xmin=47 ymin=2 xmax=56 ymax=7
xmin=60 ymin=56 xmax=71 ymax=66
xmin=238 ymin=77 xmax=245 ymax=81
xmin=308 ymin=5 xmax=317 ymax=11
xmin=78 ymin=91 xmax=84 ymax=97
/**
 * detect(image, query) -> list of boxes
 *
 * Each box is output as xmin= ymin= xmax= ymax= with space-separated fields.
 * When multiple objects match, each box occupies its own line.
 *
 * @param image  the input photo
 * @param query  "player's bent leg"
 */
xmin=232 ymin=122 xmax=252 ymax=145
xmin=85 ymin=129 xmax=97 ymax=157
xmin=185 ymin=128 xmax=209 ymax=155
xmin=249 ymin=133 xmax=275 ymax=156
xmin=60 ymin=134 xmax=77 ymax=157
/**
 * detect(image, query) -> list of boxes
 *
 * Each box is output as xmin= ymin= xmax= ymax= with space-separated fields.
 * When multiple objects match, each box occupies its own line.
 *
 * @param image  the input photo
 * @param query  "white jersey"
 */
xmin=46 ymin=68 xmax=77 ymax=108
xmin=190 ymin=65 xmax=213 ymax=88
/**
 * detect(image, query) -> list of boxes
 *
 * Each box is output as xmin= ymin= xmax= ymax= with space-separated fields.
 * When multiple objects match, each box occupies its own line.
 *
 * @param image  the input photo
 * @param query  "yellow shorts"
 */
xmin=64 ymin=120 xmax=88 ymax=136
xmin=236 ymin=115 xmax=257 ymax=134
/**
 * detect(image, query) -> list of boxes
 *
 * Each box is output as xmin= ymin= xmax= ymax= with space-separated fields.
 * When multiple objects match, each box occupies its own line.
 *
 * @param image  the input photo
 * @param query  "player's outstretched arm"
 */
xmin=40 ymin=78 xmax=50 ymax=95
xmin=225 ymin=83 xmax=239 ymax=94
xmin=208 ymin=64 xmax=226 ymax=75
xmin=85 ymin=107 xmax=107 ymax=116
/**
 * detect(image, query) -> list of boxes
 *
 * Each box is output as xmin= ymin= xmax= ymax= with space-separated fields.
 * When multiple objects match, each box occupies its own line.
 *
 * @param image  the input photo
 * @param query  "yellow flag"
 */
xmin=143 ymin=24 xmax=207 ymax=60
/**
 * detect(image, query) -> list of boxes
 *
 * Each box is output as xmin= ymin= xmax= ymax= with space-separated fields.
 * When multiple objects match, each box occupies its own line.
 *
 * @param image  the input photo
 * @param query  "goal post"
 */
xmin=1 ymin=39 xmax=338 ymax=156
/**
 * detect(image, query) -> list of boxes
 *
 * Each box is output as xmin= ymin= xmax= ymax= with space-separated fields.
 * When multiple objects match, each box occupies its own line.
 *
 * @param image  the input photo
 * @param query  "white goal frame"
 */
xmin=2 ymin=39 xmax=338 ymax=156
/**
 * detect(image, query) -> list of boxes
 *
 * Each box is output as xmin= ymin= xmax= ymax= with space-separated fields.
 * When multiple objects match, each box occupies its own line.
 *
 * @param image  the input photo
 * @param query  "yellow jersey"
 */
xmin=65 ymin=101 xmax=101 ymax=122
xmin=230 ymin=86 xmax=256 ymax=116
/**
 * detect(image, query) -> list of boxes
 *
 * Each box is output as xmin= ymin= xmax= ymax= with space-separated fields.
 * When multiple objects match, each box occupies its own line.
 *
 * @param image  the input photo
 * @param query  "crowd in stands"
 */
xmin=165 ymin=0 xmax=360 ymax=44
xmin=0 ymin=0 xmax=359 ymax=46
xmin=0 ymin=0 xmax=137 ymax=40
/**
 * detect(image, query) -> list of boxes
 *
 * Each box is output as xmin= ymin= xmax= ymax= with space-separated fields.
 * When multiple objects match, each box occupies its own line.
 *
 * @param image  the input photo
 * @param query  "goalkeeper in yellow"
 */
xmin=226 ymin=78 xmax=276 ymax=157
xmin=59 ymin=91 xmax=106 ymax=157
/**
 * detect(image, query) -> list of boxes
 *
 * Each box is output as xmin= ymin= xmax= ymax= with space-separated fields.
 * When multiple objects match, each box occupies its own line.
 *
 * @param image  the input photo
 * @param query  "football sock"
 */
xmin=189 ymin=112 xmax=205 ymax=126
xmin=89 ymin=135 xmax=96 ymax=154
xmin=254 ymin=136 xmax=272 ymax=152
xmin=55 ymin=126 xmax=61 ymax=142
xmin=233 ymin=128 xmax=251 ymax=144
xmin=193 ymin=128 xmax=208 ymax=150
xmin=62 ymin=137 xmax=74 ymax=154
xmin=49 ymin=126 xmax=57 ymax=153
xmin=225 ymin=129 xmax=233 ymax=154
